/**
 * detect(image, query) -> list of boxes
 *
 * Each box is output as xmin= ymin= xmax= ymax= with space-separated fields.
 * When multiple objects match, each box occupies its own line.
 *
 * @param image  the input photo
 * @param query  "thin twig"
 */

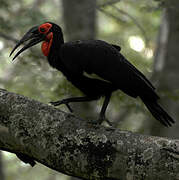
xmin=111 ymin=5 xmax=149 ymax=42
xmin=98 ymin=0 xmax=120 ymax=8
xmin=97 ymin=7 xmax=125 ymax=23
xmin=0 ymin=32 xmax=18 ymax=43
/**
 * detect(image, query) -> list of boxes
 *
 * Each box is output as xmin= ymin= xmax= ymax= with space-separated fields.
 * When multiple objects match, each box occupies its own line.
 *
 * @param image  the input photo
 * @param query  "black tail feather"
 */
xmin=141 ymin=97 xmax=175 ymax=127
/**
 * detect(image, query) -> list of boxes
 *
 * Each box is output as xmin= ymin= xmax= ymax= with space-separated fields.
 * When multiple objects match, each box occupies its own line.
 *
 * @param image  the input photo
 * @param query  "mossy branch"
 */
xmin=0 ymin=89 xmax=179 ymax=180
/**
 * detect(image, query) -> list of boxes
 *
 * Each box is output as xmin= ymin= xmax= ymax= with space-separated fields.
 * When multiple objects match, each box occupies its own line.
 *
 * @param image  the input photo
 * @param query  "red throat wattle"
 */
xmin=41 ymin=32 xmax=53 ymax=56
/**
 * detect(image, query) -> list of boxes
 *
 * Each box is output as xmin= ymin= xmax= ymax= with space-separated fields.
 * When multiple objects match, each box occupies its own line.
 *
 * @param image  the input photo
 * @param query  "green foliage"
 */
xmin=0 ymin=0 xmax=64 ymax=102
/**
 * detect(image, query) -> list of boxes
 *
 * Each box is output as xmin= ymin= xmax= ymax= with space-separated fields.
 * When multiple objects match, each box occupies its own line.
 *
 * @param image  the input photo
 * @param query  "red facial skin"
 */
xmin=38 ymin=23 xmax=53 ymax=56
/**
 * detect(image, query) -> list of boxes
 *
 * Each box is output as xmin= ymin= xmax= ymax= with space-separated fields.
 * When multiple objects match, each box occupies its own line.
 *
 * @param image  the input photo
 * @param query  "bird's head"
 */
xmin=10 ymin=22 xmax=64 ymax=60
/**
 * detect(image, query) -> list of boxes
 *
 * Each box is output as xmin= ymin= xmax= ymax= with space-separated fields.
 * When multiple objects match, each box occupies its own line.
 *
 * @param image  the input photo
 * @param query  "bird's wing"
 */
xmin=111 ymin=44 xmax=155 ymax=90
xmin=60 ymin=40 xmax=157 ymax=98
xmin=60 ymin=40 xmax=121 ymax=75
xmin=111 ymin=44 xmax=121 ymax=51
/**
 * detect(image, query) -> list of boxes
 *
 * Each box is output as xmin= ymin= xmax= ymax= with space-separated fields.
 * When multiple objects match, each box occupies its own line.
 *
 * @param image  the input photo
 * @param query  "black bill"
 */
xmin=9 ymin=26 xmax=45 ymax=61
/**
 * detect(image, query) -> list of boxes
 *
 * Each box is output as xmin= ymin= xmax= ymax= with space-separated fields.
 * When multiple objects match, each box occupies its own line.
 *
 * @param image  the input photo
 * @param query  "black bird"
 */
xmin=10 ymin=22 xmax=175 ymax=127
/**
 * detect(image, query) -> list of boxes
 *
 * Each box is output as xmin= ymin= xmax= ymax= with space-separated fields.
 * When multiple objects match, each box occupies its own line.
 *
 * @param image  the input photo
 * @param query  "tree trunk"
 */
xmin=146 ymin=4 xmax=179 ymax=138
xmin=62 ymin=0 xmax=97 ymax=41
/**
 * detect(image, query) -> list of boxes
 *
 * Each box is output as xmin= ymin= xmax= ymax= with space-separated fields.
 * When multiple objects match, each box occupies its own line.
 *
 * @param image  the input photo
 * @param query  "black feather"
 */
xmin=140 ymin=96 xmax=175 ymax=127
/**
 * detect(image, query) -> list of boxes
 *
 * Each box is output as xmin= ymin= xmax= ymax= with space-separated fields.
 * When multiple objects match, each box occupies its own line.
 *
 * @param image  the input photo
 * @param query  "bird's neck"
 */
xmin=41 ymin=32 xmax=53 ymax=56
xmin=47 ymin=32 xmax=65 ymax=69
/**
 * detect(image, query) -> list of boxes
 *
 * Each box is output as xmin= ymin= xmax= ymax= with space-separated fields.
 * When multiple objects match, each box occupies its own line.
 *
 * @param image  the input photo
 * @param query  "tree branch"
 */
xmin=98 ymin=0 xmax=120 ymax=8
xmin=0 ymin=89 xmax=179 ymax=180
xmin=111 ymin=5 xmax=149 ymax=42
xmin=0 ymin=32 xmax=18 ymax=43
xmin=97 ymin=7 xmax=125 ymax=23
xmin=97 ymin=5 xmax=149 ymax=43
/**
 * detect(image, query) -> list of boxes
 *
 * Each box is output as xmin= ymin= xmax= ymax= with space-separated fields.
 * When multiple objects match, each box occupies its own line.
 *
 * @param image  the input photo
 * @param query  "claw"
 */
xmin=49 ymin=101 xmax=60 ymax=106
xmin=65 ymin=103 xmax=73 ymax=113
xmin=97 ymin=116 xmax=112 ymax=126
xmin=49 ymin=100 xmax=73 ymax=113
xmin=105 ymin=119 xmax=113 ymax=126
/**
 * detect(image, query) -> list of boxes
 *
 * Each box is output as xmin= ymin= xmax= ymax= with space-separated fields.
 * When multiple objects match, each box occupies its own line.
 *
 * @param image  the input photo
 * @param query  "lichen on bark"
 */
xmin=0 ymin=89 xmax=179 ymax=180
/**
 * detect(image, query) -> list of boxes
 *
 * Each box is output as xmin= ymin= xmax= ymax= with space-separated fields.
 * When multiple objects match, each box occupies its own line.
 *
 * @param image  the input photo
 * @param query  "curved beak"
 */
xmin=10 ymin=26 xmax=45 ymax=61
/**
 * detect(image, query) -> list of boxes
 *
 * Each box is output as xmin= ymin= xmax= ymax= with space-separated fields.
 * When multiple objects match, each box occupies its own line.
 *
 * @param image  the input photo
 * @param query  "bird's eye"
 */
xmin=39 ymin=23 xmax=52 ymax=34
xmin=40 ymin=28 xmax=46 ymax=32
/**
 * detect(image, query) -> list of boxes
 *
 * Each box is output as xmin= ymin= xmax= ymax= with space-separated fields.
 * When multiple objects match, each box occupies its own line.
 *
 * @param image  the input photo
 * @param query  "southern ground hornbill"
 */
xmin=10 ymin=22 xmax=175 ymax=127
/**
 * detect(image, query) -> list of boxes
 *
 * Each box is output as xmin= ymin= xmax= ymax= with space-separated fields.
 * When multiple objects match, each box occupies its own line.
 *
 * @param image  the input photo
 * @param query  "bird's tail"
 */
xmin=140 ymin=97 xmax=175 ymax=127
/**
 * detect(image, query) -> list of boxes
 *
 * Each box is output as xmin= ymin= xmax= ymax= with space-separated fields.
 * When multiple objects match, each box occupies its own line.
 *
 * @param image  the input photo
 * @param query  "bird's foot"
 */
xmin=86 ymin=118 xmax=100 ymax=125
xmin=105 ymin=119 xmax=113 ymax=126
xmin=50 ymin=100 xmax=73 ymax=113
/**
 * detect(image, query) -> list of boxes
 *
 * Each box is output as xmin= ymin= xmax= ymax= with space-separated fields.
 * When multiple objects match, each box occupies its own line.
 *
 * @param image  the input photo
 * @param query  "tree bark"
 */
xmin=0 ymin=89 xmax=179 ymax=180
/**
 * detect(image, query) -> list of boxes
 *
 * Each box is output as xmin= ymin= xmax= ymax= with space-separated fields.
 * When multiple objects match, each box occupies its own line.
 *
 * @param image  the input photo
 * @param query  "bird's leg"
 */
xmin=98 ymin=93 xmax=112 ymax=125
xmin=50 ymin=96 xmax=98 ymax=113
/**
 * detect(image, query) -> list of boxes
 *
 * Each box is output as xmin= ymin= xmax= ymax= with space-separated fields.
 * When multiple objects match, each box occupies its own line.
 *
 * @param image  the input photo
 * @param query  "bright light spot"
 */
xmin=0 ymin=41 xmax=4 ymax=50
xmin=144 ymin=48 xmax=154 ymax=59
xmin=2 ymin=151 xmax=16 ymax=159
xmin=128 ymin=36 xmax=145 ymax=52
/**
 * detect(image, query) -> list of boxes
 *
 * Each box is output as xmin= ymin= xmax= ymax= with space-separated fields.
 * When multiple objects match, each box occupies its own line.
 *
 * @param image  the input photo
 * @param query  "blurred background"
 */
xmin=0 ymin=0 xmax=179 ymax=179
